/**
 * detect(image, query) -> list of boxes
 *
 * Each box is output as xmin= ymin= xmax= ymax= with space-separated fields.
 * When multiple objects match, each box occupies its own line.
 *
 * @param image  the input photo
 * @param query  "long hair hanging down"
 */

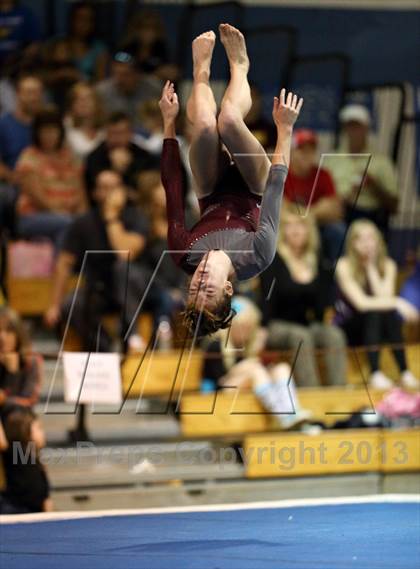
xmin=182 ymin=294 xmax=236 ymax=338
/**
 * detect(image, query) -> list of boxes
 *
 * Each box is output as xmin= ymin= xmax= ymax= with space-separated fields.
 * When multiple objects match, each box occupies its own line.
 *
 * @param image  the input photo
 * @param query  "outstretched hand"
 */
xmin=159 ymin=80 xmax=179 ymax=124
xmin=273 ymin=88 xmax=303 ymax=129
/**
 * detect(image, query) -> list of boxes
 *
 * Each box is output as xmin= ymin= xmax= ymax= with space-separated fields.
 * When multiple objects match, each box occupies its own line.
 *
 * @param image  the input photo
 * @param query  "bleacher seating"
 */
xmin=245 ymin=428 xmax=420 ymax=478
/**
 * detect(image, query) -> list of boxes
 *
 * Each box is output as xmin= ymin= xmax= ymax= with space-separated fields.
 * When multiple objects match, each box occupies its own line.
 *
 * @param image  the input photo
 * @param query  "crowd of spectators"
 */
xmin=0 ymin=3 xmax=418 ymax=509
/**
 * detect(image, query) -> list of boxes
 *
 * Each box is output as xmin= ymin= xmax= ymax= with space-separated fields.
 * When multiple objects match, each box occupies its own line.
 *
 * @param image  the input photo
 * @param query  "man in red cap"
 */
xmin=284 ymin=128 xmax=345 ymax=261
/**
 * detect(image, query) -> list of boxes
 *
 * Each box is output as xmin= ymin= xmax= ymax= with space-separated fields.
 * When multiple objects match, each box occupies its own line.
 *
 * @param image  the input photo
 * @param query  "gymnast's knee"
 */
xmin=192 ymin=115 xmax=218 ymax=138
xmin=217 ymin=104 xmax=243 ymax=138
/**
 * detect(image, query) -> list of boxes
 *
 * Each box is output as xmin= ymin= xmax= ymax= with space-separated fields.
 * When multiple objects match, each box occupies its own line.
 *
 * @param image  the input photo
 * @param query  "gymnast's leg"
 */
xmin=186 ymin=31 xmax=221 ymax=198
xmin=217 ymin=23 xmax=271 ymax=195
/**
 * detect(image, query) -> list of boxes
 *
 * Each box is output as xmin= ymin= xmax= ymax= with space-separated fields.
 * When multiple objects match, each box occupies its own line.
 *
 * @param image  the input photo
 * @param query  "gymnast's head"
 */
xmin=183 ymin=251 xmax=236 ymax=337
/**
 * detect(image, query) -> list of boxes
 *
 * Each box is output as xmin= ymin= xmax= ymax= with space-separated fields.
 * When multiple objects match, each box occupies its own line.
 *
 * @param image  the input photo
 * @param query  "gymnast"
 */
xmin=159 ymin=24 xmax=303 ymax=336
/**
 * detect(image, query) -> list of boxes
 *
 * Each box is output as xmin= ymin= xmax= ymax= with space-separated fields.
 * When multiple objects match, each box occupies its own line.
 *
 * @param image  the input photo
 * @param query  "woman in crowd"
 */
xmin=259 ymin=206 xmax=347 ymax=387
xmin=335 ymin=219 xmax=419 ymax=389
xmin=65 ymin=81 xmax=105 ymax=160
xmin=16 ymin=108 xmax=87 ymax=244
xmin=0 ymin=306 xmax=43 ymax=416
xmin=42 ymin=38 xmax=82 ymax=113
xmin=202 ymin=296 xmax=309 ymax=428
xmin=121 ymin=9 xmax=178 ymax=81
xmin=136 ymin=170 xmax=188 ymax=326
xmin=160 ymin=25 xmax=302 ymax=337
xmin=66 ymin=1 xmax=108 ymax=82
xmin=0 ymin=408 xmax=52 ymax=514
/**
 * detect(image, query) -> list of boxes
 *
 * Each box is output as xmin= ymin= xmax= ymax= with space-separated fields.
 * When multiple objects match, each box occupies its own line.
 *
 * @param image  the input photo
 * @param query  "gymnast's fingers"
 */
xmin=279 ymin=88 xmax=286 ymax=106
xmin=296 ymin=97 xmax=304 ymax=114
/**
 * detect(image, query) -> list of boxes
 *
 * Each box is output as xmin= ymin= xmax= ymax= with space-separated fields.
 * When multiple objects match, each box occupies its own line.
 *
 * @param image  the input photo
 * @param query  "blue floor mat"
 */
xmin=1 ymin=501 xmax=419 ymax=569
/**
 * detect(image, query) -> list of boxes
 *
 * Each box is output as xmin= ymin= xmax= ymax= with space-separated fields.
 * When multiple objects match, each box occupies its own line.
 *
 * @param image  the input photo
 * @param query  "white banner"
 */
xmin=63 ymin=352 xmax=122 ymax=406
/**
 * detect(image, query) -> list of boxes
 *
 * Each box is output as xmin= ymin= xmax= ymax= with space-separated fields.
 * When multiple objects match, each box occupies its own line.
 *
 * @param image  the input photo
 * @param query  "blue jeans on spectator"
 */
xmin=320 ymin=221 xmax=347 ymax=263
xmin=18 ymin=212 xmax=73 ymax=248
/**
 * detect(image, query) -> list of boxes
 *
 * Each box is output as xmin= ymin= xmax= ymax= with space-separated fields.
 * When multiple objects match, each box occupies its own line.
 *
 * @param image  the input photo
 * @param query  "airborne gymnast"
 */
xmin=159 ymin=24 xmax=303 ymax=336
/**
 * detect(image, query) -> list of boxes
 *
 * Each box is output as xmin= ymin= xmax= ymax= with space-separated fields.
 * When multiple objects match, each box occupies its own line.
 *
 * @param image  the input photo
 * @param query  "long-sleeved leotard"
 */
xmin=161 ymin=138 xmax=288 ymax=281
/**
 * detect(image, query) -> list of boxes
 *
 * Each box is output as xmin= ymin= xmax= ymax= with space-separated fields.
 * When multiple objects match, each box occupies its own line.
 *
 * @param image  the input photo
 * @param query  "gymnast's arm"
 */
xmin=159 ymin=81 xmax=189 ymax=249
xmin=252 ymin=163 xmax=288 ymax=268
xmin=253 ymin=88 xmax=303 ymax=269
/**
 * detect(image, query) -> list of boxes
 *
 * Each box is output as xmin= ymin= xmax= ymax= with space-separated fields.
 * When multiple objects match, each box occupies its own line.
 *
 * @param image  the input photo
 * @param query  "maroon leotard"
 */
xmin=161 ymin=138 xmax=287 ymax=280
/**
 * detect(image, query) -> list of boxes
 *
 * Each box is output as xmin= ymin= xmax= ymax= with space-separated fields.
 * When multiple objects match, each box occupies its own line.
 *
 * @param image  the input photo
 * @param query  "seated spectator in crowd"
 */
xmin=245 ymin=84 xmax=277 ymax=151
xmin=0 ymin=73 xmax=44 ymax=179
xmin=137 ymin=170 xmax=187 ymax=309
xmin=284 ymin=129 xmax=345 ymax=262
xmin=42 ymin=38 xmax=82 ymax=113
xmin=0 ymin=0 xmax=42 ymax=73
xmin=202 ymin=296 xmax=309 ymax=428
xmin=121 ymin=9 xmax=178 ymax=82
xmin=96 ymin=50 xmax=162 ymax=127
xmin=259 ymin=206 xmax=347 ymax=387
xmin=44 ymin=170 xmax=169 ymax=352
xmin=15 ymin=108 xmax=87 ymax=244
xmin=64 ymin=81 xmax=105 ymax=160
xmin=135 ymin=101 xmax=193 ymax=202
xmin=399 ymin=249 xmax=420 ymax=321
xmin=65 ymin=1 xmax=108 ymax=82
xmin=202 ymin=295 xmax=268 ymax=392
xmin=0 ymin=306 xmax=43 ymax=416
xmin=0 ymin=73 xmax=44 ymax=238
xmin=0 ymin=72 xmax=16 ymax=115
xmin=0 ymin=408 xmax=52 ymax=514
xmin=328 ymin=104 xmax=398 ymax=236
xmin=135 ymin=99 xmax=166 ymax=156
xmin=85 ymin=111 xmax=157 ymax=201
xmin=334 ymin=219 xmax=419 ymax=389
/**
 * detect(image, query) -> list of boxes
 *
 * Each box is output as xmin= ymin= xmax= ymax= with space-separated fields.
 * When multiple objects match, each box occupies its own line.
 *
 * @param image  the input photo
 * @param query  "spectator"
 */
xmin=121 ymin=9 xmax=178 ymax=81
xmin=328 ymin=104 xmax=398 ymax=236
xmin=0 ymin=0 xmax=41 ymax=73
xmin=284 ymin=128 xmax=345 ymax=262
xmin=0 ymin=408 xmax=52 ymax=514
xmin=65 ymin=1 xmax=108 ymax=82
xmin=0 ymin=71 xmax=16 ymax=114
xmin=15 ymin=108 xmax=87 ymax=244
xmin=96 ymin=50 xmax=162 ymax=126
xmin=42 ymin=38 xmax=82 ymax=113
xmin=0 ymin=73 xmax=44 ymax=178
xmin=259 ymin=206 xmax=347 ymax=387
xmin=44 ymin=170 xmax=165 ymax=352
xmin=134 ymin=100 xmax=193 ymax=203
xmin=64 ymin=81 xmax=105 ymax=160
xmin=334 ymin=219 xmax=419 ymax=389
xmin=202 ymin=296 xmax=309 ymax=428
xmin=85 ymin=111 xmax=157 ymax=201
xmin=135 ymin=98 xmax=166 ymax=155
xmin=399 ymin=252 xmax=420 ymax=319
xmin=202 ymin=295 xmax=267 ymax=391
xmin=0 ymin=73 xmax=44 ymax=239
xmin=137 ymin=169 xmax=187 ymax=309
xmin=0 ymin=306 xmax=43 ymax=416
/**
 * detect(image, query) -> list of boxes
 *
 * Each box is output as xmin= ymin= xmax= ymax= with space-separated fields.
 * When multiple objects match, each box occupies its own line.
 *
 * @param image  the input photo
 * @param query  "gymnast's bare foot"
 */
xmin=192 ymin=31 xmax=216 ymax=80
xmin=219 ymin=23 xmax=249 ymax=72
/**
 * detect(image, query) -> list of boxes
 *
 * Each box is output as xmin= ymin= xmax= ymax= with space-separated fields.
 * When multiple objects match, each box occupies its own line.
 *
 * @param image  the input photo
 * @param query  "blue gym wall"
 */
xmin=24 ymin=1 xmax=420 ymax=89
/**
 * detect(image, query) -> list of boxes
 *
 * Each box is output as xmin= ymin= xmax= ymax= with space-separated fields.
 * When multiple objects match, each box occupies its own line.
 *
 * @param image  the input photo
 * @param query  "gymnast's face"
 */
xmin=188 ymin=256 xmax=233 ymax=312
